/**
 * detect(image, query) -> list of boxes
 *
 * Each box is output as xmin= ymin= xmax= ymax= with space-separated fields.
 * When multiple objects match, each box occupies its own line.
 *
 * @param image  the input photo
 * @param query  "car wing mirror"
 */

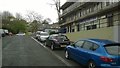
xmin=70 ymin=41 xmax=74 ymax=45
xmin=46 ymin=37 xmax=49 ymax=39
xmin=71 ymin=43 xmax=76 ymax=47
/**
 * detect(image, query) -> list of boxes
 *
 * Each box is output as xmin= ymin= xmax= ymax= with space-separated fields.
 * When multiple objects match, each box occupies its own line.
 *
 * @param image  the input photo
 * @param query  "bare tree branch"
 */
xmin=25 ymin=11 xmax=43 ymax=23
xmin=49 ymin=0 xmax=61 ymax=23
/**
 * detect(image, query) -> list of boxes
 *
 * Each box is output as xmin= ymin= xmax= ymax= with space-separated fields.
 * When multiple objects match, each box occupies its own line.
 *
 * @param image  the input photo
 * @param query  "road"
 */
xmin=2 ymin=35 xmax=83 ymax=68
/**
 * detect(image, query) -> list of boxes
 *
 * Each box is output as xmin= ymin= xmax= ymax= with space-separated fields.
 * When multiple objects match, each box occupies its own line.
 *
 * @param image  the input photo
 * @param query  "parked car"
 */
xmin=9 ymin=32 xmax=13 ymax=36
xmin=45 ymin=34 xmax=71 ymax=50
xmin=38 ymin=31 xmax=49 ymax=42
xmin=16 ymin=32 xmax=25 ymax=36
xmin=4 ymin=29 xmax=9 ymax=35
xmin=35 ymin=31 xmax=41 ymax=39
xmin=65 ymin=39 xmax=120 ymax=68
xmin=0 ymin=29 xmax=5 ymax=37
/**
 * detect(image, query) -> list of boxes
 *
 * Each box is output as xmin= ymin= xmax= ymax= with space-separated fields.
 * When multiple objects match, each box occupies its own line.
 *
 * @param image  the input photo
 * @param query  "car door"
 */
xmin=68 ymin=40 xmax=85 ymax=63
xmin=45 ymin=36 xmax=49 ymax=46
xmin=79 ymin=41 xmax=94 ymax=64
xmin=46 ymin=36 xmax=52 ymax=47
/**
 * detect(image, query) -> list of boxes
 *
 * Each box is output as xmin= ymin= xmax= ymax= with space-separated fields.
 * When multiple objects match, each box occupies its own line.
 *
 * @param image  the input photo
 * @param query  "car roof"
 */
xmin=50 ymin=34 xmax=66 ymax=36
xmin=83 ymin=39 xmax=116 ymax=46
xmin=40 ymin=32 xmax=48 ymax=33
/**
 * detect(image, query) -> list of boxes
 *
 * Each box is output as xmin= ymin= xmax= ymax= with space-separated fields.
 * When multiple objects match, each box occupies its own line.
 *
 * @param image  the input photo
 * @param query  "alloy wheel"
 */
xmin=51 ymin=42 xmax=54 ymax=50
xmin=88 ymin=61 xmax=96 ymax=68
xmin=44 ymin=42 xmax=47 ymax=46
xmin=65 ymin=50 xmax=69 ymax=59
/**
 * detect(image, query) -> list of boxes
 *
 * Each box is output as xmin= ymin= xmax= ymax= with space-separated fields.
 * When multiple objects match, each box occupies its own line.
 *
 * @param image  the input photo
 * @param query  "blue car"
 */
xmin=65 ymin=39 xmax=120 ymax=68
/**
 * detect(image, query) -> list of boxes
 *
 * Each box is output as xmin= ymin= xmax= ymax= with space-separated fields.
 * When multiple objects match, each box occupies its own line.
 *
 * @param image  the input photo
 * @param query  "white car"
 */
xmin=38 ymin=32 xmax=49 ymax=42
xmin=35 ymin=31 xmax=41 ymax=39
xmin=16 ymin=33 xmax=25 ymax=36
xmin=0 ymin=29 xmax=5 ymax=37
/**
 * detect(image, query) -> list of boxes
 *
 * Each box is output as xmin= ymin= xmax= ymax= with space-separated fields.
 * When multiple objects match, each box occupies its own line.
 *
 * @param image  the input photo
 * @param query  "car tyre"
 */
xmin=88 ymin=61 xmax=96 ymax=68
xmin=65 ymin=50 xmax=70 ymax=59
xmin=51 ymin=42 xmax=55 ymax=50
xmin=44 ymin=42 xmax=47 ymax=46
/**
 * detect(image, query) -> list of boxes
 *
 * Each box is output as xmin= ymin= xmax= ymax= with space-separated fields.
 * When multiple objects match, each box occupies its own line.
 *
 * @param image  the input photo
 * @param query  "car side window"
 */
xmin=82 ymin=41 xmax=93 ymax=50
xmin=92 ymin=43 xmax=99 ymax=51
xmin=75 ymin=40 xmax=84 ymax=47
xmin=48 ymin=36 xmax=52 ymax=40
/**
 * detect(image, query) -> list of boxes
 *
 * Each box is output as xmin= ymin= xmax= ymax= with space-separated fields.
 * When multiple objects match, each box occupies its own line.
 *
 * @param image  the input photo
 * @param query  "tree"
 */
xmin=42 ymin=18 xmax=51 ymax=24
xmin=1 ymin=11 xmax=28 ymax=34
xmin=30 ymin=20 xmax=40 ymax=32
xmin=49 ymin=0 xmax=61 ymax=23
xmin=15 ymin=13 xmax=23 ymax=20
xmin=25 ymin=11 xmax=43 ymax=23
xmin=2 ymin=11 xmax=13 ymax=20
xmin=25 ymin=11 xmax=44 ymax=32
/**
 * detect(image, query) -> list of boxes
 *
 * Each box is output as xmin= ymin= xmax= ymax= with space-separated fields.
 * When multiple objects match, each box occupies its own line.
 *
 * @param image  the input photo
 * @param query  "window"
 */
xmin=107 ymin=16 xmax=113 ymax=27
xmin=72 ymin=29 xmax=74 ymax=32
xmin=79 ymin=12 xmax=81 ymax=17
xmin=86 ymin=26 xmax=91 ymax=30
xmin=49 ymin=36 xmax=52 ymax=40
xmin=92 ymin=25 xmax=97 ymax=29
xmin=75 ymin=40 xmax=84 ymax=47
xmin=70 ymin=25 xmax=72 ymax=32
xmin=86 ymin=25 xmax=97 ymax=30
xmin=82 ymin=41 xmax=93 ymax=50
xmin=77 ymin=24 xmax=80 ymax=31
xmin=106 ymin=2 xmax=110 ymax=6
xmin=92 ymin=43 xmax=99 ymax=51
xmin=105 ymin=45 xmax=120 ymax=56
xmin=67 ymin=26 xmax=69 ymax=33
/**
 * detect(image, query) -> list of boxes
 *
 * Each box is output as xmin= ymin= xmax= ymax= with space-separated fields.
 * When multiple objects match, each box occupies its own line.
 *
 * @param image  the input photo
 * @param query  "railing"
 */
xmin=62 ymin=2 xmax=85 ymax=15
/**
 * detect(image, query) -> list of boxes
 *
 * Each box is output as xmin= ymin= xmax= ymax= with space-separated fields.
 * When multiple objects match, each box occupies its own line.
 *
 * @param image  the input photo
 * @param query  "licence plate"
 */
xmin=61 ymin=45 xmax=66 ymax=47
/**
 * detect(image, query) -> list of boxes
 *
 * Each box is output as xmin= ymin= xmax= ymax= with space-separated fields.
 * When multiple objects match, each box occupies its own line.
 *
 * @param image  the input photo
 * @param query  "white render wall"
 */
xmin=114 ymin=25 xmax=120 ymax=43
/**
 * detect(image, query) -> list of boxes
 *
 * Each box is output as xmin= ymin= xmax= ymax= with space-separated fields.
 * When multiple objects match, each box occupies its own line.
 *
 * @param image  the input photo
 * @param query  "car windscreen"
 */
xmin=0 ymin=29 xmax=4 ymax=33
xmin=104 ymin=44 xmax=120 ymax=56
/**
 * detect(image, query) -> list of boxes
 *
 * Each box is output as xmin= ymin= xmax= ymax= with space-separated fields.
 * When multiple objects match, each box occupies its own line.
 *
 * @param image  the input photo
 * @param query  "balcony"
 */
xmin=62 ymin=2 xmax=86 ymax=17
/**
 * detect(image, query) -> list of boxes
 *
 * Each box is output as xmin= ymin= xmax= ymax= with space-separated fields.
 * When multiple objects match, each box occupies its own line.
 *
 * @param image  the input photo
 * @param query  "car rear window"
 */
xmin=104 ymin=44 xmax=120 ymax=56
xmin=53 ymin=35 xmax=68 ymax=40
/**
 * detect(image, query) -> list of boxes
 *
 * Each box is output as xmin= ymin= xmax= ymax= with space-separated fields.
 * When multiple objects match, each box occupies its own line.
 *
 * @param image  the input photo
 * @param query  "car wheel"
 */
xmin=65 ymin=50 xmax=70 ymax=59
xmin=51 ymin=42 xmax=55 ymax=50
xmin=44 ymin=42 xmax=47 ymax=46
xmin=88 ymin=61 xmax=96 ymax=68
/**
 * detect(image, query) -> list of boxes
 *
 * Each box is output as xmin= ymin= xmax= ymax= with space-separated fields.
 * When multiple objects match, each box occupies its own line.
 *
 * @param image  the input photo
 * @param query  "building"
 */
xmin=60 ymin=2 xmax=120 ymax=42
xmin=50 ymin=23 xmax=60 ymax=29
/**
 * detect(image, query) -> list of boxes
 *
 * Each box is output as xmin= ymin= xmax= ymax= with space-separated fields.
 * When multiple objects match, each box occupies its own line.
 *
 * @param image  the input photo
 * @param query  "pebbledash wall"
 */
xmin=66 ymin=27 xmax=114 ymax=42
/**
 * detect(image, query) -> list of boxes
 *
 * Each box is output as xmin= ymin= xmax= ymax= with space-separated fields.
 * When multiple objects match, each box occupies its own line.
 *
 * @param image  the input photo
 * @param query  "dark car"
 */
xmin=45 ymin=34 xmax=71 ymax=50
xmin=0 ymin=29 xmax=6 ymax=37
xmin=65 ymin=39 xmax=120 ymax=68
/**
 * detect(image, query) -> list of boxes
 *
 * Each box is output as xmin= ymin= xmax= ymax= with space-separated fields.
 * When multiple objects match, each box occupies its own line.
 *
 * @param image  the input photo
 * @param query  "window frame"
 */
xmin=74 ymin=40 xmax=85 ymax=48
xmin=81 ymin=41 xmax=99 ymax=51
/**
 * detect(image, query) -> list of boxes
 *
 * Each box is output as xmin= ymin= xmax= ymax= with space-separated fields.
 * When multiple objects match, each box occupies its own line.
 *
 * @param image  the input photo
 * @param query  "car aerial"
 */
xmin=45 ymin=34 xmax=71 ymax=50
xmin=65 ymin=39 xmax=120 ymax=68
xmin=38 ymin=31 xmax=49 ymax=42
xmin=16 ymin=32 xmax=25 ymax=36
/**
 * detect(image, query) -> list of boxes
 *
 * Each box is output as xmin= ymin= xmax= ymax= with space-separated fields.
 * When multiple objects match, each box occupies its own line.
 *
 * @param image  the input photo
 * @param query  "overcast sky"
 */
xmin=0 ymin=0 xmax=66 ymax=24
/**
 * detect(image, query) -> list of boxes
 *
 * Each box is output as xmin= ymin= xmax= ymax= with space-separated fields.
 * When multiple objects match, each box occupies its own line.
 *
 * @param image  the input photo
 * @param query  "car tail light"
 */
xmin=100 ymin=56 xmax=113 ymax=62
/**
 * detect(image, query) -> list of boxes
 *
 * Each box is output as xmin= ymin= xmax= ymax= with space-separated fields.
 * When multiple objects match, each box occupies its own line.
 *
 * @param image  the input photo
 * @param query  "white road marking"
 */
xmin=31 ymin=37 xmax=72 ymax=66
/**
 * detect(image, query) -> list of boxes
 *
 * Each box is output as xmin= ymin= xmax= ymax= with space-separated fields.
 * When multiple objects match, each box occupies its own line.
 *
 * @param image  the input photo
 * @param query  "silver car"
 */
xmin=38 ymin=32 xmax=49 ymax=42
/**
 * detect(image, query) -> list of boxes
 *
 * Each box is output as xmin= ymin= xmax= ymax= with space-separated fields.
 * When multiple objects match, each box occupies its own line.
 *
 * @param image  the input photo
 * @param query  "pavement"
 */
xmin=2 ymin=35 xmax=83 ymax=68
